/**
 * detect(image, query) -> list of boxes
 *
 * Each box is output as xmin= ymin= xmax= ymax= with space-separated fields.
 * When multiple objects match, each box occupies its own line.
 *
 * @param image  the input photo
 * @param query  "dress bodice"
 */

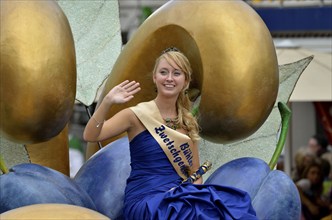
xmin=124 ymin=130 xmax=181 ymax=202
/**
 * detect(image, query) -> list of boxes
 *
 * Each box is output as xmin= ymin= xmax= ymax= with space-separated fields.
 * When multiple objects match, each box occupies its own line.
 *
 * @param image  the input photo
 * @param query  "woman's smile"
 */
xmin=164 ymin=83 xmax=175 ymax=88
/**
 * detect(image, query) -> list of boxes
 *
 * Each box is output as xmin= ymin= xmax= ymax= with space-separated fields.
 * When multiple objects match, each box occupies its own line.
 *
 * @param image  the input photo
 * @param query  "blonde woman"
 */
xmin=84 ymin=48 xmax=257 ymax=220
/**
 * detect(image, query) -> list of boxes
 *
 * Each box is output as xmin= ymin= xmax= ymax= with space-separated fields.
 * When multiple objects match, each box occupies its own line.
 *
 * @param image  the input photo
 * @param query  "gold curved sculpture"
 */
xmin=25 ymin=125 xmax=70 ymax=175
xmin=1 ymin=204 xmax=110 ymax=220
xmin=97 ymin=0 xmax=278 ymax=145
xmin=0 ymin=0 xmax=76 ymax=144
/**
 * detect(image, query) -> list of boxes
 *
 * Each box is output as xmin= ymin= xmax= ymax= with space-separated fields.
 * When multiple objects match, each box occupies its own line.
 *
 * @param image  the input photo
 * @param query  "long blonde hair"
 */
xmin=153 ymin=50 xmax=200 ymax=141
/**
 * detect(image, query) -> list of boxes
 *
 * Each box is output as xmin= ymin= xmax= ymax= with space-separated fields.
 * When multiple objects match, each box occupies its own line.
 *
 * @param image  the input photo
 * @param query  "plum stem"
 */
xmin=268 ymin=102 xmax=291 ymax=170
xmin=0 ymin=154 xmax=9 ymax=174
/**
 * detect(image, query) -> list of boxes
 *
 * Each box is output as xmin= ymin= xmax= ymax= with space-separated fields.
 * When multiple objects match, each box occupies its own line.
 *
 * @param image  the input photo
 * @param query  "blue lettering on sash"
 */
xmin=155 ymin=125 xmax=166 ymax=134
xmin=154 ymin=125 xmax=192 ymax=177
xmin=180 ymin=143 xmax=193 ymax=166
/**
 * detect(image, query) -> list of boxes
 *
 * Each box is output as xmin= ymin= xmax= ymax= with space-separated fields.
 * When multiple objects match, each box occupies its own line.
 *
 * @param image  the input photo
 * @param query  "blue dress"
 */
xmin=124 ymin=130 xmax=257 ymax=220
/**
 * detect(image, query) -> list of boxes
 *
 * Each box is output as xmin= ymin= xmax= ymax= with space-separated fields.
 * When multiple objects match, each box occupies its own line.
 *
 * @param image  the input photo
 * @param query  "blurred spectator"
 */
xmin=296 ymin=159 xmax=330 ymax=220
xmin=293 ymin=150 xmax=316 ymax=182
xmin=321 ymin=153 xmax=332 ymax=206
xmin=293 ymin=134 xmax=329 ymax=181
xmin=309 ymin=134 xmax=329 ymax=158
xmin=321 ymin=151 xmax=332 ymax=179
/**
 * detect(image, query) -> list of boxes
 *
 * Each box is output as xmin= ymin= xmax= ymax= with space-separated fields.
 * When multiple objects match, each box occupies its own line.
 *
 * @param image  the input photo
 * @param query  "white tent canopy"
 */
xmin=276 ymin=46 xmax=332 ymax=101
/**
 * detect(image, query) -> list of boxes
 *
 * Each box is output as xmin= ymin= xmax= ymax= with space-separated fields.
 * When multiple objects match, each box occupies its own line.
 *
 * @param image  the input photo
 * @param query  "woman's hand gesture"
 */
xmin=104 ymin=80 xmax=141 ymax=104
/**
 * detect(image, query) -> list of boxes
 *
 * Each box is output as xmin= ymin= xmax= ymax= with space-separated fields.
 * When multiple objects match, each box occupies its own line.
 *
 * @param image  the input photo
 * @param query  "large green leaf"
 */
xmin=57 ymin=0 xmax=122 ymax=106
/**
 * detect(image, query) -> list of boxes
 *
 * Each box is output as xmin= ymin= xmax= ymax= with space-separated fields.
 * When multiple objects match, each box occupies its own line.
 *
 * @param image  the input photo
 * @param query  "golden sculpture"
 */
xmin=0 ymin=0 xmax=76 ymax=144
xmin=97 ymin=1 xmax=278 ymax=146
xmin=0 ymin=0 xmax=279 ymax=173
xmin=25 ymin=125 xmax=70 ymax=175
xmin=0 ymin=204 xmax=109 ymax=220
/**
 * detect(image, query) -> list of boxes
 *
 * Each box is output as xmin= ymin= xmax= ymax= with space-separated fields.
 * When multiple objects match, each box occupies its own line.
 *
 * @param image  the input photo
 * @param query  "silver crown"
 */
xmin=162 ymin=47 xmax=181 ymax=54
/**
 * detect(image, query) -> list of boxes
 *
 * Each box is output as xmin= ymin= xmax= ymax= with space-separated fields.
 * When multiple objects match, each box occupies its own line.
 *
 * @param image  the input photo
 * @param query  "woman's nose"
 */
xmin=166 ymin=73 xmax=174 ymax=81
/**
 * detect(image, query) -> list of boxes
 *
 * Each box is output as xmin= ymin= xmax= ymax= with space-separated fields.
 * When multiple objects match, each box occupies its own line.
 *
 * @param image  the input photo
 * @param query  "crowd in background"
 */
xmin=292 ymin=134 xmax=332 ymax=220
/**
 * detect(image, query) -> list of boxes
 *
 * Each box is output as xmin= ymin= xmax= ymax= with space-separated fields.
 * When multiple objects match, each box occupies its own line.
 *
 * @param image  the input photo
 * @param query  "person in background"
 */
xmin=293 ymin=150 xmax=316 ymax=182
xmin=308 ymin=134 xmax=329 ymax=158
xmin=296 ymin=159 xmax=330 ymax=220
xmin=293 ymin=134 xmax=330 ymax=182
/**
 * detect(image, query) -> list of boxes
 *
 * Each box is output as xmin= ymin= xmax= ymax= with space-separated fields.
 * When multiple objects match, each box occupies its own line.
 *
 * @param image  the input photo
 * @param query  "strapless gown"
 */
xmin=123 ymin=130 xmax=257 ymax=220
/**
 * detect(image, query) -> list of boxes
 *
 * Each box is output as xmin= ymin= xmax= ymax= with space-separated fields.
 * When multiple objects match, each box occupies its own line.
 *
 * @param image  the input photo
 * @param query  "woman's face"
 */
xmin=307 ymin=166 xmax=321 ymax=185
xmin=153 ymin=57 xmax=187 ymax=97
xmin=308 ymin=138 xmax=321 ymax=155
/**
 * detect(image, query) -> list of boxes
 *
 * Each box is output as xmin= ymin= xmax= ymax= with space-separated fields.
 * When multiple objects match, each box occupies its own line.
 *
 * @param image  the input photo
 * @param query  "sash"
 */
xmin=130 ymin=101 xmax=194 ymax=180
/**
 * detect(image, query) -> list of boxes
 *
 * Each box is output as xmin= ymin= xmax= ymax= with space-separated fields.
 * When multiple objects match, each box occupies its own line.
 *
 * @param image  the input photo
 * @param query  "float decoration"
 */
xmin=1 ymin=204 xmax=109 ymax=220
xmin=0 ymin=0 xmax=76 ymax=144
xmin=200 ymin=56 xmax=314 ymax=179
xmin=57 ymin=0 xmax=122 ymax=106
xmin=0 ymin=138 xmax=29 ymax=175
xmin=0 ymin=0 xmax=316 ymax=219
xmin=0 ymin=163 xmax=97 ymax=214
xmin=71 ymin=101 xmax=298 ymax=220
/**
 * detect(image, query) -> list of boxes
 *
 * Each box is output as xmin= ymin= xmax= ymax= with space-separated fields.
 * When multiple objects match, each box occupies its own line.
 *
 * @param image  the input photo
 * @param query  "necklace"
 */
xmin=164 ymin=117 xmax=179 ymax=130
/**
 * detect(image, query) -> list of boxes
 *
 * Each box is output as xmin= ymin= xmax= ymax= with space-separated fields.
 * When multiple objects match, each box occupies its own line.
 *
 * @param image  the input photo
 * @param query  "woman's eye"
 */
xmin=174 ymin=71 xmax=182 ymax=76
xmin=160 ymin=70 xmax=167 ymax=75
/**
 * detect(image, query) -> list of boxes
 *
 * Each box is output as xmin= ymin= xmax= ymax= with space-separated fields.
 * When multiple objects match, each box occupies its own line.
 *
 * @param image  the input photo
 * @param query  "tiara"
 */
xmin=162 ymin=47 xmax=181 ymax=54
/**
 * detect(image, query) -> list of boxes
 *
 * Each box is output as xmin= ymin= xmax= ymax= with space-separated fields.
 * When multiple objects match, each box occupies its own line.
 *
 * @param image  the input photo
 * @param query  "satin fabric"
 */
xmin=124 ymin=130 xmax=257 ymax=220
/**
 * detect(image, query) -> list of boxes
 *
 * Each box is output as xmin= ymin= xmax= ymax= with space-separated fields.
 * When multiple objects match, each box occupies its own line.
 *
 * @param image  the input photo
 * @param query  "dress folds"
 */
xmin=124 ymin=130 xmax=257 ymax=220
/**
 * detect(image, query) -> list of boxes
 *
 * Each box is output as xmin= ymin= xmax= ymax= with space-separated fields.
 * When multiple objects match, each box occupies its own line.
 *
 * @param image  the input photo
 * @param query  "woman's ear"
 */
xmin=184 ymin=81 xmax=190 ymax=90
xmin=153 ymin=73 xmax=156 ymax=84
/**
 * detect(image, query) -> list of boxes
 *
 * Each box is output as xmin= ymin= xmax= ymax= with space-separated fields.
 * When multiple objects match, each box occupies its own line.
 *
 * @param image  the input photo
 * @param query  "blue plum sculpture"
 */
xmin=205 ymin=157 xmax=301 ymax=220
xmin=74 ymin=136 xmax=131 ymax=220
xmin=73 ymin=140 xmax=301 ymax=220
xmin=73 ymin=102 xmax=297 ymax=219
xmin=0 ymin=163 xmax=96 ymax=214
xmin=74 ymin=103 xmax=298 ymax=219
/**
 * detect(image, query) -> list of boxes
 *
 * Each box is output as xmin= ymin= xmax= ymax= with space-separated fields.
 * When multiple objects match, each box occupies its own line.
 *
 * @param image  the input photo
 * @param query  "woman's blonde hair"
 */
xmin=153 ymin=50 xmax=200 ymax=141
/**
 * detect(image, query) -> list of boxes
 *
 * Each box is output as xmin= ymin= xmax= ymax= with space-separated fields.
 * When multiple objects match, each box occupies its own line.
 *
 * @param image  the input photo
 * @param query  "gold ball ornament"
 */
xmin=97 ymin=0 xmax=278 ymax=144
xmin=0 ymin=204 xmax=110 ymax=220
xmin=0 ymin=0 xmax=76 ymax=144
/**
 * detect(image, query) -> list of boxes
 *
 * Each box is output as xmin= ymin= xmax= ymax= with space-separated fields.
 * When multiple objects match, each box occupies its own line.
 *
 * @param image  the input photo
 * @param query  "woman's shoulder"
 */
xmin=129 ymin=100 xmax=154 ymax=108
xmin=118 ymin=107 xmax=136 ymax=118
xmin=118 ymin=105 xmax=146 ymax=123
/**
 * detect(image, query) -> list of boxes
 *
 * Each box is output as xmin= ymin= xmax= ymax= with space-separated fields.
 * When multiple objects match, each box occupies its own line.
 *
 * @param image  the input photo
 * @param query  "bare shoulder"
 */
xmin=117 ymin=107 xmax=135 ymax=118
xmin=115 ymin=108 xmax=138 ymax=125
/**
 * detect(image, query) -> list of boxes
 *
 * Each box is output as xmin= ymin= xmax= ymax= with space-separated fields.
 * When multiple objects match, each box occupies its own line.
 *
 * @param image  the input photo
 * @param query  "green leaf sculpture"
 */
xmin=57 ymin=0 xmax=122 ymax=106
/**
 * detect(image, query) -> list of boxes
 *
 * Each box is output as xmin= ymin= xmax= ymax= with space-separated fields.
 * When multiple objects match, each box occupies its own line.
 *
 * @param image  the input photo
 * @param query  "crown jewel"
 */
xmin=162 ymin=47 xmax=181 ymax=54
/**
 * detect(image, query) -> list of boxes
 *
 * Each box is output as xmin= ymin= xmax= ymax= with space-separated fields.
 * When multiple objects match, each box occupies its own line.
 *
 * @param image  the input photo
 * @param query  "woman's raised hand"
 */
xmin=105 ymin=80 xmax=141 ymax=104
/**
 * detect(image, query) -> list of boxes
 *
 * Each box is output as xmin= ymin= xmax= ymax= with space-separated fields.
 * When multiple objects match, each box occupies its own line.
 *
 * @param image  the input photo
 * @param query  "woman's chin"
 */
xmin=158 ymin=90 xmax=179 ymax=98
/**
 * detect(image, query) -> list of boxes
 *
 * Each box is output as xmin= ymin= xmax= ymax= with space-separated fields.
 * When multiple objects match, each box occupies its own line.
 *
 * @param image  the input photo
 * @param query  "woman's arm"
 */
xmin=83 ymin=80 xmax=140 ymax=142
